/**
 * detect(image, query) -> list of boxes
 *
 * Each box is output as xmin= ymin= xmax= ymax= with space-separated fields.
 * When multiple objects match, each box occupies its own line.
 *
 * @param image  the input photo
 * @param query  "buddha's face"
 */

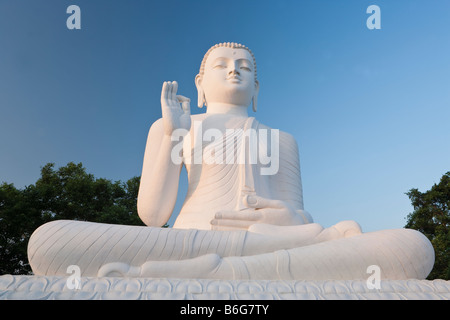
xmin=197 ymin=47 xmax=259 ymax=108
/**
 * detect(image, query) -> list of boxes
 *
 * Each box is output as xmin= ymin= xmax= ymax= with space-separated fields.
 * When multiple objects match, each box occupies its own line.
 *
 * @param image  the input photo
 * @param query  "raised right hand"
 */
xmin=161 ymin=81 xmax=191 ymax=136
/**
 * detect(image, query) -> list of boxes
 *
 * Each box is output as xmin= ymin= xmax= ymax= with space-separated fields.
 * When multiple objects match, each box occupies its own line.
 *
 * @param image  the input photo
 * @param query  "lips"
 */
xmin=226 ymin=76 xmax=241 ymax=82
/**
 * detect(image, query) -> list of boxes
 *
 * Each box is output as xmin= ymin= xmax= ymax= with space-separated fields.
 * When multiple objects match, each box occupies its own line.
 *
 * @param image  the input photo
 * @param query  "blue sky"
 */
xmin=1 ymin=0 xmax=449 ymax=232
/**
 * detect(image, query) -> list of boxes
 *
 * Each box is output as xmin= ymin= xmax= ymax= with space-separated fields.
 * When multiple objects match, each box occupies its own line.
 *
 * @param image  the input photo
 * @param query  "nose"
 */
xmin=228 ymin=62 xmax=240 ymax=76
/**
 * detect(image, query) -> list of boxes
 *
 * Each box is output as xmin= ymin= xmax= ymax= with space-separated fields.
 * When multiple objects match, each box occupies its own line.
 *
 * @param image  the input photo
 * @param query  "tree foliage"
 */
xmin=0 ymin=162 xmax=144 ymax=275
xmin=405 ymin=172 xmax=450 ymax=280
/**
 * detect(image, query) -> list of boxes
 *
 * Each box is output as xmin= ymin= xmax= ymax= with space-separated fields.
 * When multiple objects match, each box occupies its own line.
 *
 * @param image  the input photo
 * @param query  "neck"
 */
xmin=206 ymin=103 xmax=249 ymax=117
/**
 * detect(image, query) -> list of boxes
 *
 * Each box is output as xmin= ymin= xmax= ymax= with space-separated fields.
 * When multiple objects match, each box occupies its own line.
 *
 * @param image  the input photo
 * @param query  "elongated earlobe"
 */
xmin=198 ymin=88 xmax=205 ymax=108
xmin=252 ymin=80 xmax=260 ymax=112
xmin=195 ymin=74 xmax=205 ymax=108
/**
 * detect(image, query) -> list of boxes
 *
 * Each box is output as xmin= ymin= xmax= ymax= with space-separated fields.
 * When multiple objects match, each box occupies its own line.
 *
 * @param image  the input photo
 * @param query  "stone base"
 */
xmin=1 ymin=275 xmax=449 ymax=300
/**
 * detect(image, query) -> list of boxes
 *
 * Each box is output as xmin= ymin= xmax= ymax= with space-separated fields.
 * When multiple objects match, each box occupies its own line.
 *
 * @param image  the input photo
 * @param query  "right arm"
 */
xmin=137 ymin=81 xmax=190 ymax=226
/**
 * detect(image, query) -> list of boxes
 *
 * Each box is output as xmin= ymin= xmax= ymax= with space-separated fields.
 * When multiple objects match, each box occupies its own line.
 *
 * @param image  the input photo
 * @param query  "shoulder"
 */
xmin=150 ymin=117 xmax=164 ymax=127
xmin=278 ymin=131 xmax=299 ymax=157
xmin=257 ymin=121 xmax=298 ymax=149
xmin=279 ymin=130 xmax=297 ymax=145
xmin=148 ymin=118 xmax=164 ymax=135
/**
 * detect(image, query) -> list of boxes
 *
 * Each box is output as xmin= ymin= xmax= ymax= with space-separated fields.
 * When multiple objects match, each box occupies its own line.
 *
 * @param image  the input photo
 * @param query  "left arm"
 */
xmin=271 ymin=131 xmax=312 ymax=223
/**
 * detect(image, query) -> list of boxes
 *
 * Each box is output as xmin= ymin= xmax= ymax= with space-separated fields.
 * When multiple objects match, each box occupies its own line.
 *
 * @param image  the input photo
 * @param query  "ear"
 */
xmin=195 ymin=74 xmax=205 ymax=108
xmin=252 ymin=80 xmax=260 ymax=112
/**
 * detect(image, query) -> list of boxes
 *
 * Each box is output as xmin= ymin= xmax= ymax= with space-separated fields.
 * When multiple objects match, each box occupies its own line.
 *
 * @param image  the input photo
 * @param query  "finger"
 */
xmin=181 ymin=100 xmax=190 ymax=114
xmin=244 ymin=195 xmax=285 ymax=209
xmin=167 ymin=81 xmax=173 ymax=102
xmin=211 ymin=224 xmax=247 ymax=232
xmin=168 ymin=81 xmax=174 ymax=104
xmin=171 ymin=81 xmax=178 ymax=102
xmin=161 ymin=81 xmax=169 ymax=103
xmin=215 ymin=210 xmax=261 ymax=221
xmin=210 ymin=218 xmax=254 ymax=230
xmin=177 ymin=95 xmax=191 ymax=113
xmin=176 ymin=95 xmax=190 ymax=103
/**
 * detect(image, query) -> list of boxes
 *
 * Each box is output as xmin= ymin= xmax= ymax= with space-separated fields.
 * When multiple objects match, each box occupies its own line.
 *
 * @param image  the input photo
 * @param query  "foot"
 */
xmin=333 ymin=220 xmax=362 ymax=238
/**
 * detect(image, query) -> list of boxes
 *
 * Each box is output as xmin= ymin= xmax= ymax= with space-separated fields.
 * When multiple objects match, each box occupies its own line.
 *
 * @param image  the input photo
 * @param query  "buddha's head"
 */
xmin=196 ymin=42 xmax=259 ymax=112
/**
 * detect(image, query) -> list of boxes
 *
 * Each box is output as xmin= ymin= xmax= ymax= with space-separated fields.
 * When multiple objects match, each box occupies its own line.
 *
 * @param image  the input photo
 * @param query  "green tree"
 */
xmin=0 ymin=183 xmax=41 ymax=274
xmin=405 ymin=172 xmax=450 ymax=280
xmin=0 ymin=162 xmax=144 ymax=275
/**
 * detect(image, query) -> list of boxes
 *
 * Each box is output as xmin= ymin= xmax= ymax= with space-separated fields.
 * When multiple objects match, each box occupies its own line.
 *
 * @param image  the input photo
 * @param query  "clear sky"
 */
xmin=1 ymin=0 xmax=449 ymax=232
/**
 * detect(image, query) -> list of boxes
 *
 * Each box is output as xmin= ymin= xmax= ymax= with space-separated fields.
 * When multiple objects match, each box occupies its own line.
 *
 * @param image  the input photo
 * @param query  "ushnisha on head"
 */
xmin=196 ymin=42 xmax=259 ymax=113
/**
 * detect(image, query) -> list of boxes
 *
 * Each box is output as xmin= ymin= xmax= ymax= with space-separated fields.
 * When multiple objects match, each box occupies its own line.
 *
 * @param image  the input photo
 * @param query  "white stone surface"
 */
xmin=1 ymin=275 xmax=449 ymax=300
xmin=137 ymin=43 xmax=312 ymax=230
xmin=26 ymin=42 xmax=436 ymax=283
xmin=28 ymin=220 xmax=434 ymax=281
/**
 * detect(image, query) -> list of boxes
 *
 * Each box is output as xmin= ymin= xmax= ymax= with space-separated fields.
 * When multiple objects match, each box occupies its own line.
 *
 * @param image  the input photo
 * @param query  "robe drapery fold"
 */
xmin=174 ymin=117 xmax=280 ymax=229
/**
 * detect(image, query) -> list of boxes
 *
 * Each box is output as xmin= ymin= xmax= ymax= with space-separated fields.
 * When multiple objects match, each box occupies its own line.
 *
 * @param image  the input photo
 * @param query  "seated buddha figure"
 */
xmin=137 ymin=42 xmax=313 ymax=231
xmin=27 ymin=43 xmax=434 ymax=281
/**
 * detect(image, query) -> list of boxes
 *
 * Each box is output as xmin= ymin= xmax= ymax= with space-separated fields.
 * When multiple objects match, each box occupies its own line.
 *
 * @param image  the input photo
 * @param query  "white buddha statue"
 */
xmin=27 ymin=43 xmax=435 ymax=281
xmin=137 ymin=42 xmax=312 ymax=231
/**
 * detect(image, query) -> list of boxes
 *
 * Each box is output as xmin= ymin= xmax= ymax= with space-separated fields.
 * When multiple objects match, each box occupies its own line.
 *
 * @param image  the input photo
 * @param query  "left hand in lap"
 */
xmin=210 ymin=195 xmax=305 ymax=231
